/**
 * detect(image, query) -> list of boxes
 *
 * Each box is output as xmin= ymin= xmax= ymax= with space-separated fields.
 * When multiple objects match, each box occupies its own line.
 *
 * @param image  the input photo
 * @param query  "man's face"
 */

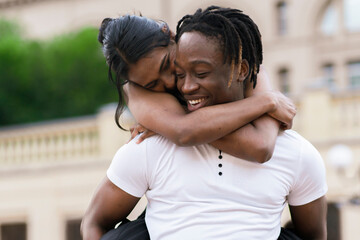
xmin=175 ymin=32 xmax=244 ymax=112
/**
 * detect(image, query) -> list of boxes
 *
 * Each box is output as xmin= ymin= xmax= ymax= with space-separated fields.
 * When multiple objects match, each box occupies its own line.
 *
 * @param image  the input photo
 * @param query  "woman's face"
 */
xmin=127 ymin=42 xmax=176 ymax=92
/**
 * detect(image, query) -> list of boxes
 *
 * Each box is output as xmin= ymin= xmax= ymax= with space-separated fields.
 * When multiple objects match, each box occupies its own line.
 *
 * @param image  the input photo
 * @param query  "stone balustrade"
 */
xmin=298 ymin=87 xmax=360 ymax=145
xmin=332 ymin=91 xmax=360 ymax=139
xmin=0 ymin=104 xmax=132 ymax=173
xmin=0 ymin=116 xmax=100 ymax=170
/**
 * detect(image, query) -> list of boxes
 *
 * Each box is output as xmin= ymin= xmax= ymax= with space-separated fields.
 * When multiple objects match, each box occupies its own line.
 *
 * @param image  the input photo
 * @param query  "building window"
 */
xmin=279 ymin=68 xmax=290 ymax=94
xmin=320 ymin=0 xmax=360 ymax=35
xmin=348 ymin=61 xmax=360 ymax=89
xmin=66 ymin=219 xmax=82 ymax=240
xmin=344 ymin=0 xmax=360 ymax=32
xmin=320 ymin=2 xmax=338 ymax=35
xmin=322 ymin=64 xmax=335 ymax=88
xmin=1 ymin=222 xmax=27 ymax=240
xmin=276 ymin=1 xmax=287 ymax=35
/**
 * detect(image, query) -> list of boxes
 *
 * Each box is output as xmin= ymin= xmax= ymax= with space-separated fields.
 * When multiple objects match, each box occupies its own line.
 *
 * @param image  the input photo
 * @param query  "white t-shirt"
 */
xmin=107 ymin=130 xmax=327 ymax=240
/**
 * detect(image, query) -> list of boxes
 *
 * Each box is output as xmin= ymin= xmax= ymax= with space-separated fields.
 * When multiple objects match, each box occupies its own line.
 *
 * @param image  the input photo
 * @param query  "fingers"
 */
xmin=128 ymin=127 xmax=140 ymax=143
xmin=281 ymin=119 xmax=293 ymax=130
xmin=280 ymin=123 xmax=288 ymax=130
xmin=128 ymin=124 xmax=156 ymax=143
xmin=269 ymin=91 xmax=297 ymax=130
xmin=268 ymin=105 xmax=296 ymax=130
xmin=128 ymin=124 xmax=145 ymax=143
xmin=136 ymin=130 xmax=156 ymax=144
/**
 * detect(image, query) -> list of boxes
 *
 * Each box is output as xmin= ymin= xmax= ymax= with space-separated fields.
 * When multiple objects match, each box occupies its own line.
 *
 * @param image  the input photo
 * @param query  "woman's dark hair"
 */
xmin=98 ymin=15 xmax=172 ymax=129
xmin=175 ymin=6 xmax=263 ymax=88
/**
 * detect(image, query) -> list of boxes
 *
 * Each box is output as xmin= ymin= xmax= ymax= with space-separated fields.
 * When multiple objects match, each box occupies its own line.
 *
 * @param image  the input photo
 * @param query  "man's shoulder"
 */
xmin=139 ymin=134 xmax=179 ymax=152
xmin=276 ymin=130 xmax=325 ymax=172
xmin=109 ymin=135 xmax=174 ymax=178
xmin=277 ymin=130 xmax=305 ymax=143
xmin=273 ymin=130 xmax=323 ymax=163
xmin=282 ymin=130 xmax=320 ymax=153
xmin=133 ymin=135 xmax=216 ymax=161
xmin=276 ymin=130 xmax=314 ymax=150
xmin=124 ymin=134 xmax=191 ymax=155
xmin=273 ymin=130 xmax=304 ymax=156
xmin=142 ymin=134 xmax=174 ymax=144
xmin=123 ymin=134 xmax=174 ymax=150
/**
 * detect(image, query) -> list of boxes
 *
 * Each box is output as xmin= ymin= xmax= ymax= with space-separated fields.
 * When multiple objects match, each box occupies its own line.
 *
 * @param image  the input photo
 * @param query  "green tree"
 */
xmin=0 ymin=20 xmax=116 ymax=126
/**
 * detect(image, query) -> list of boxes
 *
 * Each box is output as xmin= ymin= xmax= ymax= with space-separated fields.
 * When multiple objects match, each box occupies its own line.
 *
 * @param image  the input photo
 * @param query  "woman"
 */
xmin=97 ymin=14 xmax=296 ymax=163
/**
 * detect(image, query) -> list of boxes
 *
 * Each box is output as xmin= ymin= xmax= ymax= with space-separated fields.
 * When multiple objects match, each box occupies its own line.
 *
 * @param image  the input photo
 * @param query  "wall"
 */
xmin=1 ymin=0 xmax=360 ymax=239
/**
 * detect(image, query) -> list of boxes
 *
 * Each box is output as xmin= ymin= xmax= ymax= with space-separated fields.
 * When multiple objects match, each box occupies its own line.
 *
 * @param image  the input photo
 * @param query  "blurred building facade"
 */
xmin=1 ymin=0 xmax=360 ymax=239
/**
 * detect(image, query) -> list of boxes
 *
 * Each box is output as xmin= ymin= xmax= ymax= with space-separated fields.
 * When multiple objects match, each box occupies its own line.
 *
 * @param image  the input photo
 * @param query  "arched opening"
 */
xmin=344 ymin=0 xmax=360 ymax=32
xmin=319 ymin=0 xmax=360 ymax=35
xmin=320 ymin=1 xmax=338 ymax=35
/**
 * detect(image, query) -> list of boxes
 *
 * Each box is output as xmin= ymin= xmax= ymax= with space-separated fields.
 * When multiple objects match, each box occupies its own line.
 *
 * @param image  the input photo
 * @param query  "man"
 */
xmin=82 ymin=6 xmax=327 ymax=240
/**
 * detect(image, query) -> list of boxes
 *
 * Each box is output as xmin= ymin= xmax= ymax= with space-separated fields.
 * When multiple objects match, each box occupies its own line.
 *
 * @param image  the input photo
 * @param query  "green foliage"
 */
xmin=0 ymin=19 xmax=116 ymax=126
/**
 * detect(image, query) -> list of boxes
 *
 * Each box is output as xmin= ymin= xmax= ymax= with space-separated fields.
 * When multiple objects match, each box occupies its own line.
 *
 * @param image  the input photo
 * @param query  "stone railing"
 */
xmin=0 ymin=104 xmax=132 ymax=172
xmin=0 ymin=116 xmax=99 ymax=168
xmin=297 ymin=87 xmax=360 ymax=144
xmin=331 ymin=91 xmax=360 ymax=139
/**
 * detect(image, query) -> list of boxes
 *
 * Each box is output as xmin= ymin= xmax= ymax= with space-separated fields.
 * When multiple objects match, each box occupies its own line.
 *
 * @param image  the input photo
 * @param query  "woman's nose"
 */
xmin=161 ymin=60 xmax=177 ymax=90
xmin=162 ymin=71 xmax=176 ymax=90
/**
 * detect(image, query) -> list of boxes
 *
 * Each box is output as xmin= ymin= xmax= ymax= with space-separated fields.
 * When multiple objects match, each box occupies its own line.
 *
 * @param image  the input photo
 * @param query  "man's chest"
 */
xmin=147 ymin=147 xmax=295 ymax=209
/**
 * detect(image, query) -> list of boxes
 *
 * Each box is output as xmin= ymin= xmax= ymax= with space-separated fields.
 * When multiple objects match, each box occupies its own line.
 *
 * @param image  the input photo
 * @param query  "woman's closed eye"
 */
xmin=175 ymin=72 xmax=185 ymax=79
xmin=163 ymin=56 xmax=171 ymax=71
xmin=144 ymin=80 xmax=158 ymax=89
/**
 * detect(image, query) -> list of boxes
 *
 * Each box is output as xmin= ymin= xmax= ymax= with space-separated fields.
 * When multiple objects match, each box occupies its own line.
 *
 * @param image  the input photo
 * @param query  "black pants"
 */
xmin=101 ymin=211 xmax=150 ymax=240
xmin=101 ymin=212 xmax=301 ymax=240
xmin=278 ymin=228 xmax=302 ymax=240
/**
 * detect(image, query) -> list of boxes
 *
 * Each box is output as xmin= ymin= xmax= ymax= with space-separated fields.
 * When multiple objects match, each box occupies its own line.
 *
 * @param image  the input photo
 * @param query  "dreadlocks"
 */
xmin=176 ymin=6 xmax=263 ymax=88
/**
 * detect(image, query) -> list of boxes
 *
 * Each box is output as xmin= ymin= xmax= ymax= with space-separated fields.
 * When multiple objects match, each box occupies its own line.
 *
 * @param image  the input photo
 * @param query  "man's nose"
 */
xmin=181 ymin=75 xmax=199 ymax=94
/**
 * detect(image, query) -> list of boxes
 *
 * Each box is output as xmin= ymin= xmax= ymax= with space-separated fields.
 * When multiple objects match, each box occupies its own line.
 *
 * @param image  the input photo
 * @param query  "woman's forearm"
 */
xmin=169 ymin=94 xmax=276 ymax=146
xmin=210 ymin=115 xmax=280 ymax=163
xmin=125 ymin=83 xmax=276 ymax=146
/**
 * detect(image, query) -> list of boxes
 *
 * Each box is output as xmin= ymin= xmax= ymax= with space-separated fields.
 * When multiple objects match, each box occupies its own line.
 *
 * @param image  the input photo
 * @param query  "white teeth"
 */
xmin=188 ymin=98 xmax=206 ymax=105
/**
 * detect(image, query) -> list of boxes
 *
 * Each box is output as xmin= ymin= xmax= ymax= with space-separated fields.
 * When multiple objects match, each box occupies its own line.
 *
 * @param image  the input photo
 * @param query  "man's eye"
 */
xmin=196 ymin=72 xmax=209 ymax=78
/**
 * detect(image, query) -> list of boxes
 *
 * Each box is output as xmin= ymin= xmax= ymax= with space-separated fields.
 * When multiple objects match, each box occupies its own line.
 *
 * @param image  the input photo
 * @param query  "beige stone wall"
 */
xmin=1 ymin=0 xmax=360 ymax=239
xmin=0 ymin=0 xmax=164 ymax=39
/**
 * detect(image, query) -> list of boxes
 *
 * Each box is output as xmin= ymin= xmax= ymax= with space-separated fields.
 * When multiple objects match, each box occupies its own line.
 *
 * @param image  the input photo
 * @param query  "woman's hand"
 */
xmin=129 ymin=123 xmax=157 ymax=144
xmin=266 ymin=91 xmax=296 ymax=130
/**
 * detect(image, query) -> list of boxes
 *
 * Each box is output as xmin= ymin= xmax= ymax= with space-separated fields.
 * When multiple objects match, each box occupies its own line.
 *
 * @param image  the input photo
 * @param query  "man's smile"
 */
xmin=188 ymin=97 xmax=207 ymax=105
xmin=186 ymin=97 xmax=209 ymax=111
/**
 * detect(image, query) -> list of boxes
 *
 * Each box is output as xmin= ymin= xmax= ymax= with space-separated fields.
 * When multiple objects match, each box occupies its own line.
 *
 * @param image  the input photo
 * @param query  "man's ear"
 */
xmin=238 ymin=59 xmax=249 ymax=83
